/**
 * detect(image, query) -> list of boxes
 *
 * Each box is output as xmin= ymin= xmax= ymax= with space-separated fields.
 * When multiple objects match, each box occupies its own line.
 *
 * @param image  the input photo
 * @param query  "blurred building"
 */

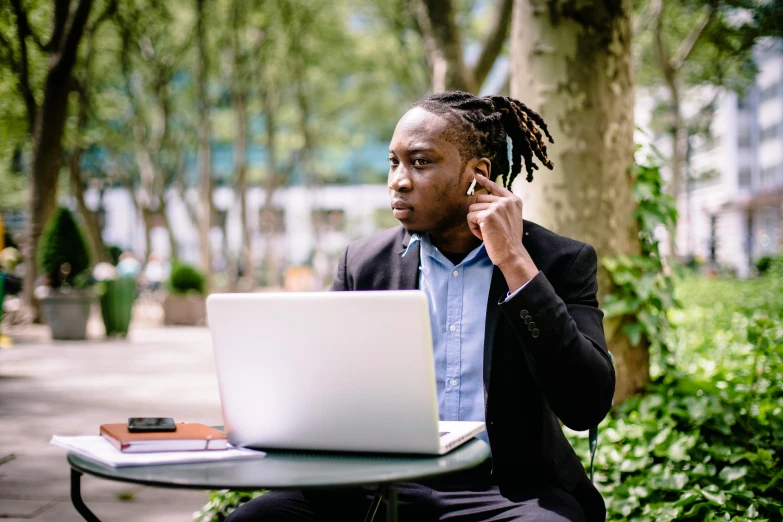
xmin=88 ymin=183 xmax=393 ymax=283
xmin=638 ymin=39 xmax=783 ymax=277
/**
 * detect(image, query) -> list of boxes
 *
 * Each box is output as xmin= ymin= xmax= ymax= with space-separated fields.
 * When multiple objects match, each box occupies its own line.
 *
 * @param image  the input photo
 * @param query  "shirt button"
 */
xmin=519 ymin=309 xmax=529 ymax=318
xmin=449 ymin=324 xmax=457 ymax=332
xmin=452 ymin=270 xmax=459 ymax=277
xmin=450 ymin=379 xmax=458 ymax=387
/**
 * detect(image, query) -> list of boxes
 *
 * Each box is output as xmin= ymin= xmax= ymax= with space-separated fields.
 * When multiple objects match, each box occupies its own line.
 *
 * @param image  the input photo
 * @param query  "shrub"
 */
xmin=567 ymin=274 xmax=783 ymax=521
xmin=106 ymin=244 xmax=123 ymax=266
xmin=168 ymin=262 xmax=205 ymax=295
xmin=37 ymin=207 xmax=91 ymax=288
xmin=754 ymin=255 xmax=783 ymax=275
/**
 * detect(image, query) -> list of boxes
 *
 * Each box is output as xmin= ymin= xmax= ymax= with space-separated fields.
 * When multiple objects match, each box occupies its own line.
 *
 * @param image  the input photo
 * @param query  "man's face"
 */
xmin=387 ymin=107 xmax=474 ymax=235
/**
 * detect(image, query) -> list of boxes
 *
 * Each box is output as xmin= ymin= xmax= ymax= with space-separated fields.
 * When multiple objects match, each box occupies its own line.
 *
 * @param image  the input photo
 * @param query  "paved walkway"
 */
xmin=0 ymin=307 xmax=224 ymax=521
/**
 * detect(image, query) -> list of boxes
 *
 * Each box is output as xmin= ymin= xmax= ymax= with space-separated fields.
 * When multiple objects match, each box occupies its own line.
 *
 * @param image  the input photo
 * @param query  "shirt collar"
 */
xmin=403 ymin=233 xmax=487 ymax=266
xmin=401 ymin=233 xmax=422 ymax=257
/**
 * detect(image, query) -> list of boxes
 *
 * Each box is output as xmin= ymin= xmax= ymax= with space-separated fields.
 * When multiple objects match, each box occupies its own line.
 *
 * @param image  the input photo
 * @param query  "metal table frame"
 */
xmin=66 ymin=439 xmax=490 ymax=522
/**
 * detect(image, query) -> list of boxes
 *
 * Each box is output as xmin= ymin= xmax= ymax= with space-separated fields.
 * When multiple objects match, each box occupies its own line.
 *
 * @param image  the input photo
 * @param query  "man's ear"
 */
xmin=474 ymin=158 xmax=491 ymax=179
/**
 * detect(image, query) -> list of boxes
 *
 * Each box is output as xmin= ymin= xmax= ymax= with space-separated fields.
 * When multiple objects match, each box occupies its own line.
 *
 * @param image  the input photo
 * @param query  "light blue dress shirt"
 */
xmin=404 ymin=233 xmax=493 ymax=443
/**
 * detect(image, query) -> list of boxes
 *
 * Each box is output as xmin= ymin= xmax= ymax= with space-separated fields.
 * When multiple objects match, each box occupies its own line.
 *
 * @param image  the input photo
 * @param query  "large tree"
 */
xmin=2 ymin=0 xmax=101 ymax=310
xmin=510 ymin=0 xmax=641 ymax=402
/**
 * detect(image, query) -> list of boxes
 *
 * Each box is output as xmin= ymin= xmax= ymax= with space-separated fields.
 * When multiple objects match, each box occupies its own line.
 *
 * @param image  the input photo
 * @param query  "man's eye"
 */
xmin=412 ymin=158 xmax=429 ymax=166
xmin=388 ymin=157 xmax=399 ymax=165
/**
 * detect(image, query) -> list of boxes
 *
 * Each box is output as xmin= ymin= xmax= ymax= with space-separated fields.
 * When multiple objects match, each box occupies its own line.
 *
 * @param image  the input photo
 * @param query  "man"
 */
xmin=228 ymin=91 xmax=615 ymax=521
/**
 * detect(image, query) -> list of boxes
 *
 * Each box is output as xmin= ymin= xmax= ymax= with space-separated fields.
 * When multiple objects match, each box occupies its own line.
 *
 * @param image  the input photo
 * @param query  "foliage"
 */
xmin=193 ymin=490 xmax=267 ymax=522
xmin=568 ymin=273 xmax=783 ymax=521
xmin=754 ymin=256 xmax=783 ymax=276
xmin=37 ymin=207 xmax=92 ymax=288
xmin=168 ymin=261 xmax=205 ymax=296
xmin=106 ymin=244 xmax=123 ymax=266
xmin=602 ymin=155 xmax=679 ymax=366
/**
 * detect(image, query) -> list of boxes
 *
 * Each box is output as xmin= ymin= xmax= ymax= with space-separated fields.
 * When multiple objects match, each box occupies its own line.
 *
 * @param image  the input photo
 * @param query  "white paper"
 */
xmin=51 ymin=435 xmax=265 ymax=468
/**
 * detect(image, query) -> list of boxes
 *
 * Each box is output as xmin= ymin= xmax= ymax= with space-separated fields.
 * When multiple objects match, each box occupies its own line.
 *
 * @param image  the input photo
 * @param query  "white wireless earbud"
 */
xmin=466 ymin=178 xmax=477 ymax=196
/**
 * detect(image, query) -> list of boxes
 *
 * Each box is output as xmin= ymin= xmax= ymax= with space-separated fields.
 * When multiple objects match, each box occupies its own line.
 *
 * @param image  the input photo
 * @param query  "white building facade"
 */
xmin=638 ymin=39 xmax=783 ymax=277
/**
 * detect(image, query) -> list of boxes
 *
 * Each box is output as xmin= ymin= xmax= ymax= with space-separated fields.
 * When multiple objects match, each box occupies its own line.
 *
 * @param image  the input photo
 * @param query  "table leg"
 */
xmin=363 ymin=490 xmax=383 ymax=522
xmin=364 ymin=485 xmax=398 ymax=522
xmin=385 ymin=486 xmax=398 ymax=522
xmin=70 ymin=469 xmax=102 ymax=522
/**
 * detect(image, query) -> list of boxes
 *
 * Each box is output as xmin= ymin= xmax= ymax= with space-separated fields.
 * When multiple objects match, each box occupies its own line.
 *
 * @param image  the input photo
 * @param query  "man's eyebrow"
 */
xmin=388 ymin=146 xmax=438 ymax=155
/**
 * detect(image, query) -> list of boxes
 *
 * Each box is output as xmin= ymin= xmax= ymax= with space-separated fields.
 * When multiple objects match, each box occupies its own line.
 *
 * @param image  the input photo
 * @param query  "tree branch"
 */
xmin=651 ymin=0 xmax=675 ymax=82
xmin=9 ymin=0 xmax=37 ymax=131
xmin=471 ymin=0 xmax=513 ymax=91
xmin=414 ymin=0 xmax=473 ymax=92
xmin=670 ymin=4 xmax=716 ymax=71
xmin=46 ymin=0 xmax=72 ymax=51
xmin=55 ymin=0 xmax=94 ymax=78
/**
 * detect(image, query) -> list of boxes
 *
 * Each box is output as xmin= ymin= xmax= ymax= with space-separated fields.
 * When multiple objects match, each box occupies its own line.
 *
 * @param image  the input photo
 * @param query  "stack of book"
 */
xmin=100 ymin=422 xmax=228 ymax=452
xmin=50 ymin=423 xmax=266 ymax=467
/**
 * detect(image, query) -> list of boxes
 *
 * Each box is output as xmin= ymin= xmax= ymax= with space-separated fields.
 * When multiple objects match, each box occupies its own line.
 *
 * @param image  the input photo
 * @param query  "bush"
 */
xmin=754 ymin=255 xmax=783 ymax=275
xmin=168 ymin=262 xmax=205 ymax=295
xmin=37 ymin=207 xmax=91 ymax=288
xmin=106 ymin=244 xmax=123 ymax=266
xmin=567 ymin=274 xmax=783 ymax=521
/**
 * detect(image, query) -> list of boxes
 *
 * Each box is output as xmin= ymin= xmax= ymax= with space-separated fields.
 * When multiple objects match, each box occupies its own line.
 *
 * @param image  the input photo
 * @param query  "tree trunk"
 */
xmin=666 ymin=83 xmax=685 ymax=258
xmin=195 ymin=0 xmax=212 ymax=291
xmin=511 ymin=0 xmax=644 ymax=403
xmin=261 ymin=90 xmax=280 ymax=288
xmin=158 ymin=194 xmax=179 ymax=260
xmin=69 ymin=155 xmax=108 ymax=263
xmin=141 ymin=206 xmax=154 ymax=262
xmin=232 ymin=0 xmax=251 ymax=288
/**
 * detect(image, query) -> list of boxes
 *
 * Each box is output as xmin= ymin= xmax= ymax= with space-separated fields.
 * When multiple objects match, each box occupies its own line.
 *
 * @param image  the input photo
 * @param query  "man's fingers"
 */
xmin=474 ymin=174 xmax=513 ymax=197
xmin=474 ymin=194 xmax=502 ymax=204
xmin=468 ymin=202 xmax=493 ymax=212
xmin=466 ymin=211 xmax=484 ymax=240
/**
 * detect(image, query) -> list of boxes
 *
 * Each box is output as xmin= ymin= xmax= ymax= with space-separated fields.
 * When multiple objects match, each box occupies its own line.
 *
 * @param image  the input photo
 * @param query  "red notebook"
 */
xmin=100 ymin=423 xmax=228 ymax=453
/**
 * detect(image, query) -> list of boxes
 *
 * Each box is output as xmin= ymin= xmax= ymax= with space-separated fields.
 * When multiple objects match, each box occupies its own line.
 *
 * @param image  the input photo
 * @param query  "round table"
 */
xmin=67 ymin=439 xmax=490 ymax=521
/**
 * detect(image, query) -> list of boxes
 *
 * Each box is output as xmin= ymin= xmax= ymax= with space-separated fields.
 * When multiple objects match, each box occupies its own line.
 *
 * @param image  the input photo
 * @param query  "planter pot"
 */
xmin=99 ymin=278 xmax=137 ymax=337
xmin=40 ymin=289 xmax=95 ymax=340
xmin=163 ymin=293 xmax=206 ymax=326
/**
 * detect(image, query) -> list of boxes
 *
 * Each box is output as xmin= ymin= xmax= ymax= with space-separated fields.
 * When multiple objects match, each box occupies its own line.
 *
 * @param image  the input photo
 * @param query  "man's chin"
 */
xmin=398 ymin=221 xmax=424 ymax=235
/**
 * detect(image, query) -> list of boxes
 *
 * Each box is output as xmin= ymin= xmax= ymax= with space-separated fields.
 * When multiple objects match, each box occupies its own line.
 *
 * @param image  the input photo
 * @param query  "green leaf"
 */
xmin=719 ymin=466 xmax=747 ymax=483
xmin=665 ymin=433 xmax=698 ymax=461
xmin=697 ymin=486 xmax=727 ymax=506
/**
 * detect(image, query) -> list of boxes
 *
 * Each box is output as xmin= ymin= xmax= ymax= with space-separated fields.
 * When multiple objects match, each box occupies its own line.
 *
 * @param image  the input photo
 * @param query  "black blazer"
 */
xmin=331 ymin=221 xmax=615 ymax=522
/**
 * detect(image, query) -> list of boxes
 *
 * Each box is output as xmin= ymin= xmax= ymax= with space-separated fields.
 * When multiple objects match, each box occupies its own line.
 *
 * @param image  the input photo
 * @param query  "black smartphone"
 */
xmin=127 ymin=417 xmax=177 ymax=432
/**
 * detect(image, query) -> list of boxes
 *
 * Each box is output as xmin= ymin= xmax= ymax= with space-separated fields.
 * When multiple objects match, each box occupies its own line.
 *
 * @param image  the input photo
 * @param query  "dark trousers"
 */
xmin=225 ymin=466 xmax=586 ymax=522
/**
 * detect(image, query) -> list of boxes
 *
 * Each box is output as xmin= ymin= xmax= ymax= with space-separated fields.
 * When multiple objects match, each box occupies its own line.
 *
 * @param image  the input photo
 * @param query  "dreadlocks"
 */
xmin=412 ymin=91 xmax=554 ymax=188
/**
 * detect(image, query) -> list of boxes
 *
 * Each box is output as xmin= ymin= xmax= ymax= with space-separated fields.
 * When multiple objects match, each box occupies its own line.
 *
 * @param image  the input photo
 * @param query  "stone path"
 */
xmin=0 ymin=316 xmax=224 ymax=521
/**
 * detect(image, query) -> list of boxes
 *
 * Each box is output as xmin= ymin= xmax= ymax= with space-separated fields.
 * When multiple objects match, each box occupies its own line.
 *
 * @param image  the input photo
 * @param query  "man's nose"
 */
xmin=388 ymin=167 xmax=412 ymax=192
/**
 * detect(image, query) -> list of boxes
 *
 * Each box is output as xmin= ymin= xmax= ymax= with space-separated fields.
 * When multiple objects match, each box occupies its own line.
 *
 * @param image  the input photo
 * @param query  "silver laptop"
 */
xmin=206 ymin=291 xmax=485 ymax=455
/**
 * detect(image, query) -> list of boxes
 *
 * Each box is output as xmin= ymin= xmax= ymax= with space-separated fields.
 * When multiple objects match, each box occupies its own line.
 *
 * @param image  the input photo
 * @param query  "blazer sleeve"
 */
xmin=331 ymin=245 xmax=349 ymax=291
xmin=498 ymin=243 xmax=615 ymax=431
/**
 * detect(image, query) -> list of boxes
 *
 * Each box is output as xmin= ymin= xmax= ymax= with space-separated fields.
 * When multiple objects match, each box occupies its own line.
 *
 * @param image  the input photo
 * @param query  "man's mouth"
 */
xmin=391 ymin=200 xmax=413 ymax=219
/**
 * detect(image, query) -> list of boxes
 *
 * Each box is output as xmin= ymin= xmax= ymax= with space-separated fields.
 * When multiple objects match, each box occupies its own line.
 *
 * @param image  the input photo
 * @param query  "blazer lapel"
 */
xmin=394 ymin=232 xmax=420 ymax=290
xmin=483 ymin=265 xmax=508 ymax=398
